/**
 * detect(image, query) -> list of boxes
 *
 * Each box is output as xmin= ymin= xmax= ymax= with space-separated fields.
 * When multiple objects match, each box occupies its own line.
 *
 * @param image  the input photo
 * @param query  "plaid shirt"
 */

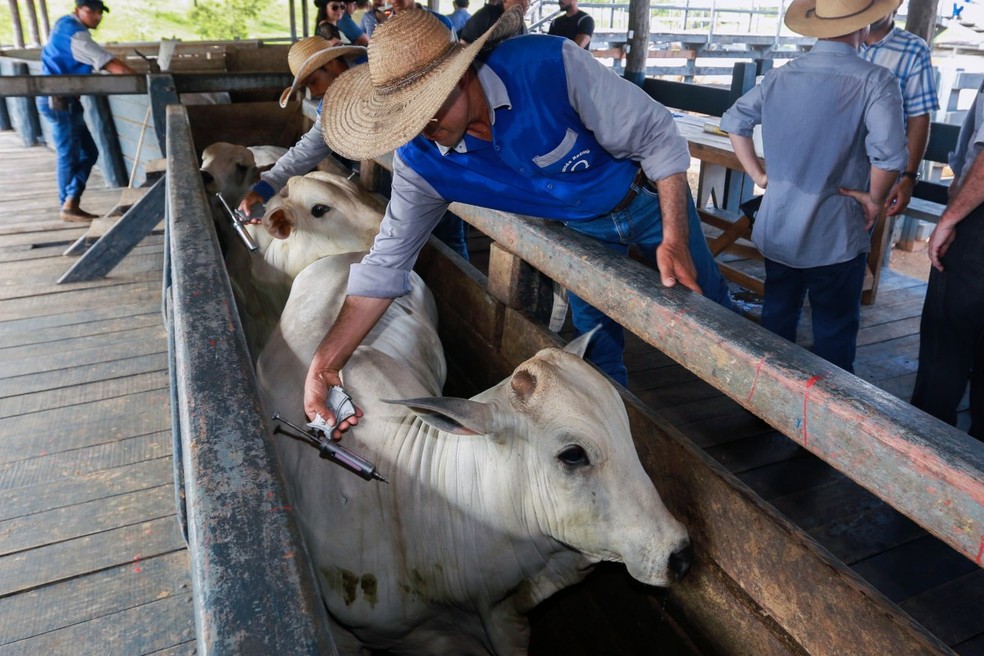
xmin=862 ymin=27 xmax=939 ymax=118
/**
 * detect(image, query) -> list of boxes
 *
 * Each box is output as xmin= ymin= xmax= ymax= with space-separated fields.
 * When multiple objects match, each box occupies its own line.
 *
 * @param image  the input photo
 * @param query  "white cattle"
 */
xmin=257 ymin=261 xmax=692 ymax=655
xmin=229 ymin=171 xmax=385 ymax=359
xmin=248 ymin=171 xmax=384 ymax=280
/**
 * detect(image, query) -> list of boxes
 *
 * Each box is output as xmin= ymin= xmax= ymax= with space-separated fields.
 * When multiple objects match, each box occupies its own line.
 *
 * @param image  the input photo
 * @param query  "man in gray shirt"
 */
xmin=721 ymin=0 xmax=907 ymax=373
xmin=911 ymin=82 xmax=984 ymax=439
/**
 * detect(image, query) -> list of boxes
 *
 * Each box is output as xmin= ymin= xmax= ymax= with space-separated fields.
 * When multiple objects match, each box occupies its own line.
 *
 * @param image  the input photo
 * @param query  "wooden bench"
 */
xmin=698 ymin=204 xmax=893 ymax=305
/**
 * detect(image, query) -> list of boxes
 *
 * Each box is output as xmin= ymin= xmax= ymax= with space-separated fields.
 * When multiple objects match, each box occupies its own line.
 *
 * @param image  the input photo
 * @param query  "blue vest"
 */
xmin=42 ymin=15 xmax=94 ymax=77
xmin=397 ymin=35 xmax=637 ymax=221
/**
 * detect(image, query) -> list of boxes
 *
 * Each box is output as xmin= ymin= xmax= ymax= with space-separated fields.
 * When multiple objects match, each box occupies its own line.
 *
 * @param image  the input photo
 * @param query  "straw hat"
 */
xmin=784 ymin=0 xmax=897 ymax=38
xmin=321 ymin=7 xmax=519 ymax=160
xmin=279 ymin=37 xmax=366 ymax=108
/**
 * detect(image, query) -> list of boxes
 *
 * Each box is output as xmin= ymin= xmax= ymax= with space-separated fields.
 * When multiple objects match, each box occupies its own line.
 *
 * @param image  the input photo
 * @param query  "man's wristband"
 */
xmin=900 ymin=171 xmax=919 ymax=182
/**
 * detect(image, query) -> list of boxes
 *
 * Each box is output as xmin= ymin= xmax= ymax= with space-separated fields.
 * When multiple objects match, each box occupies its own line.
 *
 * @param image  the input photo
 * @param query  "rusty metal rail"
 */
xmin=165 ymin=104 xmax=336 ymax=655
xmin=368 ymin=154 xmax=984 ymax=568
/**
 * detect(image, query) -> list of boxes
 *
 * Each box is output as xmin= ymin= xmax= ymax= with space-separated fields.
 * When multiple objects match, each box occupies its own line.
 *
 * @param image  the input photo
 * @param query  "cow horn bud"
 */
xmin=510 ymin=369 xmax=537 ymax=400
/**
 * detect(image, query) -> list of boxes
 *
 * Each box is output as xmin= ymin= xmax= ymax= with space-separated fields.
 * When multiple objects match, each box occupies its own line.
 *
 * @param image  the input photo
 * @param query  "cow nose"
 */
xmin=200 ymin=170 xmax=214 ymax=187
xmin=668 ymin=541 xmax=693 ymax=581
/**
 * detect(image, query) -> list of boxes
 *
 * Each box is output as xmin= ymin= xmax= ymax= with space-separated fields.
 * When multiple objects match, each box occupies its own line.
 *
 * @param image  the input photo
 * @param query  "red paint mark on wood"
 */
xmin=801 ymin=374 xmax=823 ymax=446
xmin=269 ymin=505 xmax=292 ymax=513
xmin=209 ymin=339 xmax=217 ymax=347
xmin=133 ymin=554 xmax=143 ymax=573
xmin=747 ymin=357 xmax=765 ymax=402
xmin=976 ymin=536 xmax=984 ymax=565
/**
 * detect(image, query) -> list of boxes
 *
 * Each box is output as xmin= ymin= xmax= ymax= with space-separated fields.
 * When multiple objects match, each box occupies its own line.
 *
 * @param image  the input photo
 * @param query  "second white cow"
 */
xmin=257 ymin=258 xmax=692 ymax=655
xmin=227 ymin=172 xmax=385 ymax=358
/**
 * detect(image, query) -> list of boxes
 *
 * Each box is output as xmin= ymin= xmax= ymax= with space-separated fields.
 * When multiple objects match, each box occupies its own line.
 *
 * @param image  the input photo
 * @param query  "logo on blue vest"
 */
xmin=561 ymin=149 xmax=592 ymax=172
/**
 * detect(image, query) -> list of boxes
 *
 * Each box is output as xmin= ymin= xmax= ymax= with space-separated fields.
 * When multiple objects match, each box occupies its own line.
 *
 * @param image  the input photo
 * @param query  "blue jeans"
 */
xmin=432 ymin=211 xmax=470 ymax=261
xmin=762 ymin=252 xmax=867 ymax=373
xmin=564 ymin=183 xmax=734 ymax=385
xmin=37 ymin=98 xmax=99 ymax=205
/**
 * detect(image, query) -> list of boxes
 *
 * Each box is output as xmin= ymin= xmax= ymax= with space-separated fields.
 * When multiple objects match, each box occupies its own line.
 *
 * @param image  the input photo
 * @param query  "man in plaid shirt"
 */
xmin=862 ymin=0 xmax=939 ymax=216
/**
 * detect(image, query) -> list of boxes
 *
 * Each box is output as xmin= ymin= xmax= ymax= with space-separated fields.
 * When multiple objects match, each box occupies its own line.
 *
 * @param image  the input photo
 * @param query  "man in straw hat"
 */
xmin=720 ymin=0 xmax=907 ymax=373
xmin=239 ymin=37 xmax=365 ymax=214
xmin=304 ymin=8 xmax=735 ymax=430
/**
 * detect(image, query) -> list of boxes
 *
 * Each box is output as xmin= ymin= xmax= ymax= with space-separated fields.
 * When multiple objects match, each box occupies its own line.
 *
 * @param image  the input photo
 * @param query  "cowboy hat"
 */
xmin=321 ymin=7 xmax=520 ymax=160
xmin=784 ymin=0 xmax=898 ymax=38
xmin=279 ymin=37 xmax=366 ymax=108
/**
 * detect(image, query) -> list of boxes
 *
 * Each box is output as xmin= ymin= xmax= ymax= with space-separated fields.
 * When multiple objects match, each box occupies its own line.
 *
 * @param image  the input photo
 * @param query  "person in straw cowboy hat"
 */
xmin=301 ymin=7 xmax=735 ymax=431
xmin=238 ymin=37 xmax=365 ymax=215
xmin=720 ymin=0 xmax=907 ymax=374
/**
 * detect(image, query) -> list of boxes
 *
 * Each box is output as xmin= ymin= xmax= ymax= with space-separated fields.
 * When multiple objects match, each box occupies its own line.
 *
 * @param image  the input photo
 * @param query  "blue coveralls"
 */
xmin=37 ymin=15 xmax=101 ymax=206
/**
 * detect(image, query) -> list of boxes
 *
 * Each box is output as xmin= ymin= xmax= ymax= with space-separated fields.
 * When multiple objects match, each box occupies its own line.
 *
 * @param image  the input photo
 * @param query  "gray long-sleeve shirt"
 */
xmin=256 ymin=105 xmax=332 ymax=197
xmin=721 ymin=40 xmax=907 ymax=268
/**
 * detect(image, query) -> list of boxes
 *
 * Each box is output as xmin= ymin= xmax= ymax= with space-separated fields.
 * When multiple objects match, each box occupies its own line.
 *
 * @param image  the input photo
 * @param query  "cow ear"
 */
xmin=564 ymin=325 xmax=601 ymax=359
xmin=382 ymin=397 xmax=493 ymax=436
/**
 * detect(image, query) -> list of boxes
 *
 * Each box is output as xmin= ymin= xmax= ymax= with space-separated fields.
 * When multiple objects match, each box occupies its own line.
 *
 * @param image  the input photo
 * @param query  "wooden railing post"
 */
xmin=487 ymin=242 xmax=555 ymax=323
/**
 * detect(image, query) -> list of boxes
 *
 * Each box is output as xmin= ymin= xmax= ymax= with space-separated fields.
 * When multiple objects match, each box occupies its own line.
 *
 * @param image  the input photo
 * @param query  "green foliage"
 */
xmin=189 ymin=0 xmax=270 ymax=40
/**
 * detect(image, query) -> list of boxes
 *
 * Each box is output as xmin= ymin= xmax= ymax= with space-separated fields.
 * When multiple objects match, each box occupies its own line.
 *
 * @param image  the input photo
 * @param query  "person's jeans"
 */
xmin=432 ymin=211 xmax=470 ymax=261
xmin=564 ymin=182 xmax=734 ymax=385
xmin=762 ymin=252 xmax=867 ymax=373
xmin=911 ymin=206 xmax=984 ymax=439
xmin=37 ymin=98 xmax=99 ymax=205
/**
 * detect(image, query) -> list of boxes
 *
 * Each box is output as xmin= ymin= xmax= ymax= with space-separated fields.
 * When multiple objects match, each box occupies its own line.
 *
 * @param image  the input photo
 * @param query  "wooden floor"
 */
xmin=0 ymin=132 xmax=194 ymax=655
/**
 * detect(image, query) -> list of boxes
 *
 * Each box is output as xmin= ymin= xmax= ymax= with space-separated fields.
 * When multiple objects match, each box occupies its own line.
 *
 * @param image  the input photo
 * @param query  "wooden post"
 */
xmin=301 ymin=0 xmax=309 ymax=37
xmin=148 ymin=74 xmax=179 ymax=155
xmin=83 ymin=94 xmax=128 ymax=187
xmin=7 ymin=0 xmax=25 ymax=48
xmin=289 ymin=0 xmax=297 ymax=41
xmin=37 ymin=0 xmax=49 ymax=40
xmin=22 ymin=0 xmax=42 ymax=46
xmin=0 ymin=94 xmax=11 ymax=131
xmin=904 ymin=0 xmax=937 ymax=44
xmin=487 ymin=243 xmax=554 ymax=322
xmin=10 ymin=62 xmax=43 ymax=147
xmin=624 ymin=0 xmax=651 ymax=87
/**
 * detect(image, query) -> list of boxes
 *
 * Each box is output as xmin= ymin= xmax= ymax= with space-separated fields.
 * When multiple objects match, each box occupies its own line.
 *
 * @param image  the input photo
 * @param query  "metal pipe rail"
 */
xmin=369 ymin=154 xmax=984 ymax=567
xmin=165 ymin=104 xmax=337 ymax=655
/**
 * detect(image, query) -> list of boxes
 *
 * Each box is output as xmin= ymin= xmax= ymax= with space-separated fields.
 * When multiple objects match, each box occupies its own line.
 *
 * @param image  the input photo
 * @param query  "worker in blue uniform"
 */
xmin=38 ymin=0 xmax=134 ymax=222
xmin=303 ymin=9 xmax=734 ymax=432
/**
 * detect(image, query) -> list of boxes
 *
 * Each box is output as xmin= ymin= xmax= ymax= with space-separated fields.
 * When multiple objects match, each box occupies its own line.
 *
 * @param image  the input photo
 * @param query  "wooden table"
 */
xmin=675 ymin=114 xmax=891 ymax=304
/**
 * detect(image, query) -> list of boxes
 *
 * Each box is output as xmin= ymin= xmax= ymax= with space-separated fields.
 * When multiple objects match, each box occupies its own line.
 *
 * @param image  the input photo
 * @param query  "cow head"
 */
xmin=200 ymin=142 xmax=260 ymax=207
xmin=260 ymin=172 xmax=384 ymax=253
xmin=389 ymin=333 xmax=692 ymax=588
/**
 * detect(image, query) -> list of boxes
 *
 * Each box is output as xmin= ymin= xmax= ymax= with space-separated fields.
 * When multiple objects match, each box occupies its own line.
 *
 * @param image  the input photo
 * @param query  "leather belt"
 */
xmin=609 ymin=169 xmax=655 ymax=214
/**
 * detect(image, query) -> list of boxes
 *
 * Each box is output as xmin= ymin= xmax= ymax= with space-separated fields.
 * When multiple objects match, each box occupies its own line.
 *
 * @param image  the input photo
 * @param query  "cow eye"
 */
xmin=311 ymin=203 xmax=330 ymax=218
xmin=558 ymin=445 xmax=590 ymax=467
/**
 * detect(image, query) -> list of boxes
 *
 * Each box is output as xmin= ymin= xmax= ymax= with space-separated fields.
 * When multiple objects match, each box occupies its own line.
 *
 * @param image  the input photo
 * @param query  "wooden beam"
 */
xmin=165 ymin=104 xmax=338 ymax=655
xmin=57 ymin=177 xmax=165 ymax=284
xmin=6 ymin=0 xmax=25 ymax=48
xmin=384 ymin=178 xmax=984 ymax=568
xmin=0 ymin=74 xmax=147 ymax=96
xmin=905 ymin=0 xmax=937 ymax=44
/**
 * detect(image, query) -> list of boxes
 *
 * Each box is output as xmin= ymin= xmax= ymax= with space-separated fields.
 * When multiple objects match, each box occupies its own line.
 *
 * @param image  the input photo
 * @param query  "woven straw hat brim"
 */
xmin=784 ymin=0 xmax=897 ymax=38
xmin=279 ymin=45 xmax=366 ymax=108
xmin=322 ymin=15 xmax=498 ymax=160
